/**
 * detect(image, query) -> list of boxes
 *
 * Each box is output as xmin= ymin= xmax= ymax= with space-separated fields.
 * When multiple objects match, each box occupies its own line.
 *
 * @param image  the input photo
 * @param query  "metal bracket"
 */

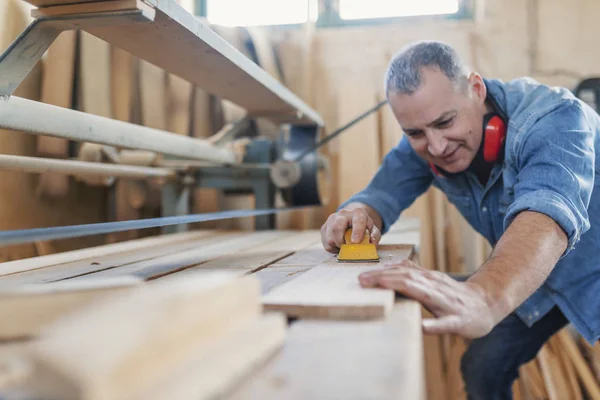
xmin=0 ymin=8 xmax=155 ymax=97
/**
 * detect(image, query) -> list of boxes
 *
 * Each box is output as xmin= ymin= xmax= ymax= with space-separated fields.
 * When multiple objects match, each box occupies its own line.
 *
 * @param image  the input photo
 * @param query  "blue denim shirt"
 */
xmin=341 ymin=77 xmax=600 ymax=344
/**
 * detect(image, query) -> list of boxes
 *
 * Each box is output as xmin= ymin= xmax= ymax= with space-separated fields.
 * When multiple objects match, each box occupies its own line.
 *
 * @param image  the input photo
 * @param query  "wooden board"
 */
xmin=65 ymin=0 xmax=323 ymax=125
xmin=141 ymin=313 xmax=286 ymax=400
xmin=187 ymin=231 xmax=320 ymax=272
xmin=24 ymin=272 xmax=264 ymax=400
xmin=82 ymin=231 xmax=290 ymax=280
xmin=262 ymin=244 xmax=414 ymax=320
xmin=229 ymin=301 xmax=424 ymax=400
xmin=0 ymin=276 xmax=141 ymax=339
xmin=0 ymin=231 xmax=222 ymax=285
xmin=0 ymin=230 xmax=210 ymax=276
xmin=337 ymin=79 xmax=380 ymax=202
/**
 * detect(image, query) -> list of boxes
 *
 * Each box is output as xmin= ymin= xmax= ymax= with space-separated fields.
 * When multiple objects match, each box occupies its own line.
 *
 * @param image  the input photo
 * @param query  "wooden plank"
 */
xmin=188 ymin=231 xmax=320 ymax=272
xmin=24 ymin=271 xmax=263 ymax=400
xmin=25 ymin=0 xmax=115 ymax=7
xmin=268 ymin=241 xmax=333 ymax=268
xmin=0 ymin=276 xmax=141 ymax=339
xmin=84 ymin=231 xmax=290 ymax=280
xmin=0 ymin=230 xmax=211 ymax=276
xmin=0 ymin=231 xmax=221 ymax=285
xmin=253 ymin=266 xmax=313 ymax=295
xmin=557 ymin=329 xmax=600 ymax=400
xmin=262 ymin=244 xmax=414 ymax=320
xmin=141 ymin=313 xmax=286 ymax=400
xmin=64 ymin=0 xmax=323 ymax=125
xmin=32 ymin=0 xmax=143 ymax=17
xmin=337 ymin=80 xmax=380 ymax=202
xmin=167 ymin=73 xmax=193 ymax=136
xmin=36 ymin=30 xmax=77 ymax=198
xmin=229 ymin=301 xmax=424 ymax=400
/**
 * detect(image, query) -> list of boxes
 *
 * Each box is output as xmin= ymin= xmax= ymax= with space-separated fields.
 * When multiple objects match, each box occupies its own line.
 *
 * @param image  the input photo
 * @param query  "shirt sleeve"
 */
xmin=504 ymin=101 xmax=595 ymax=255
xmin=338 ymin=136 xmax=433 ymax=234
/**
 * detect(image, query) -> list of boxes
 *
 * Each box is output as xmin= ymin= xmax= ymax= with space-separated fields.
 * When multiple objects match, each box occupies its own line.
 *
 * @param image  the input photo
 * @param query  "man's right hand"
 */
xmin=320 ymin=204 xmax=382 ymax=254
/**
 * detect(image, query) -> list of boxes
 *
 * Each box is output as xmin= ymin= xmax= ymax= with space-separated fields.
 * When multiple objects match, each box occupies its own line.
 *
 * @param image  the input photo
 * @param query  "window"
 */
xmin=339 ymin=0 xmax=460 ymax=20
xmin=205 ymin=0 xmax=318 ymax=27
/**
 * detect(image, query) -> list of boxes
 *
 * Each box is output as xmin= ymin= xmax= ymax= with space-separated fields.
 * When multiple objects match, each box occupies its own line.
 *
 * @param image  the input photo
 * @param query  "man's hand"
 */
xmin=358 ymin=260 xmax=496 ymax=339
xmin=320 ymin=204 xmax=382 ymax=254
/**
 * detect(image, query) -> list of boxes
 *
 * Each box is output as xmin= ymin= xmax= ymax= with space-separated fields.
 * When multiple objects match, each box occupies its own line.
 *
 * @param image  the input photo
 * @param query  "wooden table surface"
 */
xmin=0 ymin=217 xmax=424 ymax=399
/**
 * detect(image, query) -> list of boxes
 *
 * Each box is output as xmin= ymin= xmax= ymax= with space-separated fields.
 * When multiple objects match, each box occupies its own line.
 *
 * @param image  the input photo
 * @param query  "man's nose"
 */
xmin=426 ymin=132 xmax=449 ymax=157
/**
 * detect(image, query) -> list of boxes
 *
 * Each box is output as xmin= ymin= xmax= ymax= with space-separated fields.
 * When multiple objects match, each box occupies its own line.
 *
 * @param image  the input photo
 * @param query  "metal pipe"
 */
xmin=0 ymin=154 xmax=176 ymax=180
xmin=0 ymin=97 xmax=238 ymax=164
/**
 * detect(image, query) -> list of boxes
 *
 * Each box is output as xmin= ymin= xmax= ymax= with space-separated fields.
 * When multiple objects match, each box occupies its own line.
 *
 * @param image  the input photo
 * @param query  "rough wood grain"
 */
xmin=0 ymin=230 xmax=210 ymax=277
xmin=187 ymin=231 xmax=320 ymax=272
xmin=262 ymin=245 xmax=413 ymax=320
xmin=229 ymin=301 xmax=424 ymax=400
xmin=84 ymin=231 xmax=289 ymax=280
xmin=0 ymin=231 xmax=220 ymax=285
xmin=0 ymin=276 xmax=141 ymax=339
xmin=24 ymin=271 xmax=262 ymax=400
xmin=142 ymin=313 xmax=286 ymax=400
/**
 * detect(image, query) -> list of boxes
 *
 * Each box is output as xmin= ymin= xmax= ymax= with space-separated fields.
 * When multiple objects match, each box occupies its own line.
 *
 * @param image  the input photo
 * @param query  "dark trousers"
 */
xmin=460 ymin=306 xmax=569 ymax=400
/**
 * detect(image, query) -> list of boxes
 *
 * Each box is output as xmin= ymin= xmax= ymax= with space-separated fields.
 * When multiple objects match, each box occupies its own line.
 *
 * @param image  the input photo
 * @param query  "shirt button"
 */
xmin=482 ymin=206 xmax=488 ymax=212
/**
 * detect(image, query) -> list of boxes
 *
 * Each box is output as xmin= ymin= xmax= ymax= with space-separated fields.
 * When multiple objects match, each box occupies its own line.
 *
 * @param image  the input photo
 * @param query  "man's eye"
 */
xmin=406 ymin=131 xmax=423 ymax=137
xmin=437 ymin=117 xmax=454 ymax=128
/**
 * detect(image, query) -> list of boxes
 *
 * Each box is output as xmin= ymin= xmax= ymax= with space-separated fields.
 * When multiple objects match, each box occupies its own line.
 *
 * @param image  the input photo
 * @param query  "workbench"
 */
xmin=0 ymin=218 xmax=424 ymax=399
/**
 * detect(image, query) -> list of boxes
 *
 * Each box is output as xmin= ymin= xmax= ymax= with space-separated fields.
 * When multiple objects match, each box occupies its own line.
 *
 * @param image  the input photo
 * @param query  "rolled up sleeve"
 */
xmin=338 ymin=137 xmax=433 ymax=234
xmin=504 ymin=102 xmax=595 ymax=254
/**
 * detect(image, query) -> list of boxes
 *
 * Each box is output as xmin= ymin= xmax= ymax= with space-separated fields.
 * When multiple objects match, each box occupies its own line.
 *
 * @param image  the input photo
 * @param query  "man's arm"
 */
xmin=358 ymin=210 xmax=568 ymax=338
xmin=467 ymin=210 xmax=567 ymax=328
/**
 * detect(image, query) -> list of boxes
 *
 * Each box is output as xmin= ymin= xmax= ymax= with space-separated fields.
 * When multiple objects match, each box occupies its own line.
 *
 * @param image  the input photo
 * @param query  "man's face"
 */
xmin=388 ymin=67 xmax=487 ymax=173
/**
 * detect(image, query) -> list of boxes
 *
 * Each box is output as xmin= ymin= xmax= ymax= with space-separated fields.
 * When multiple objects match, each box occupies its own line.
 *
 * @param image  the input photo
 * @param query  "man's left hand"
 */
xmin=359 ymin=260 xmax=496 ymax=339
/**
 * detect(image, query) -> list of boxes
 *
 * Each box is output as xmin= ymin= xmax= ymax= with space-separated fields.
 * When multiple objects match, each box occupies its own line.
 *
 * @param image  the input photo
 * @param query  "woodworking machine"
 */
xmin=0 ymin=0 xmax=333 ymax=239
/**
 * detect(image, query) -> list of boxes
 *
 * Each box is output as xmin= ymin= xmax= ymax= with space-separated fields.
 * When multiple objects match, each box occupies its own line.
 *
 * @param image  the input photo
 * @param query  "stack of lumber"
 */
xmin=0 ymin=271 xmax=286 ymax=399
xmin=0 ymin=219 xmax=424 ymax=399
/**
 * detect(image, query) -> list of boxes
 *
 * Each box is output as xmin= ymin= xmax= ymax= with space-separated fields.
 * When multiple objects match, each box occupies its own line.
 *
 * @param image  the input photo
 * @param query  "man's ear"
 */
xmin=468 ymin=72 xmax=487 ymax=104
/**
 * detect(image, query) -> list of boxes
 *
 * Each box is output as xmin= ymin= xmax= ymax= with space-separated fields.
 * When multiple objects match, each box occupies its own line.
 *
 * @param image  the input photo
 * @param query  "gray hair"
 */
xmin=384 ymin=41 xmax=470 ymax=97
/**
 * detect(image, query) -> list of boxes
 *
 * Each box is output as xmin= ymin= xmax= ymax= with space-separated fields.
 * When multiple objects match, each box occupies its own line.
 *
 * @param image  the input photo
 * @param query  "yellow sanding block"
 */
xmin=337 ymin=228 xmax=380 ymax=263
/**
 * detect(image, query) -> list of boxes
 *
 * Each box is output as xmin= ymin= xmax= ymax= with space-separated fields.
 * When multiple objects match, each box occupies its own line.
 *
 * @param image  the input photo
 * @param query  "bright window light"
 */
xmin=207 ymin=0 xmax=318 ymax=27
xmin=339 ymin=0 xmax=460 ymax=20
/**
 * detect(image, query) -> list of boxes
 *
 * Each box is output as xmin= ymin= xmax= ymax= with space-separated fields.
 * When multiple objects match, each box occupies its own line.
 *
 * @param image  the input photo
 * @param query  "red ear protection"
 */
xmin=428 ymin=111 xmax=507 ymax=177
xmin=482 ymin=114 xmax=507 ymax=163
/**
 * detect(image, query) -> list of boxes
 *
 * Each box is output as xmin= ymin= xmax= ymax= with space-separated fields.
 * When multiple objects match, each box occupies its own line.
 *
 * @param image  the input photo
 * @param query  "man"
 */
xmin=320 ymin=40 xmax=600 ymax=399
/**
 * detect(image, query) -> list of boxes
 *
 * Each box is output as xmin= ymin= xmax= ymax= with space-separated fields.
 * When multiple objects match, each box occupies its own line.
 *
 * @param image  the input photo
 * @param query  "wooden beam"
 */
xmin=0 ymin=230 xmax=211 ymax=277
xmin=81 ymin=231 xmax=290 ymax=280
xmin=186 ymin=231 xmax=321 ymax=273
xmin=0 ymin=97 xmax=238 ymax=164
xmin=229 ymin=301 xmax=424 ymax=400
xmin=262 ymin=245 xmax=414 ymax=320
xmin=0 ymin=231 xmax=218 ymax=285
xmin=29 ymin=0 xmax=323 ymax=125
xmin=0 ymin=154 xmax=177 ymax=179
xmin=0 ymin=276 xmax=141 ymax=339
xmin=24 ymin=272 xmax=264 ymax=400
xmin=141 ymin=313 xmax=286 ymax=400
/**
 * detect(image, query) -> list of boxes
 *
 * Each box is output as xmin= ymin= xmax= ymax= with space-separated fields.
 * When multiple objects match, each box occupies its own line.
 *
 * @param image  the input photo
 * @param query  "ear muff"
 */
xmin=482 ymin=113 xmax=507 ymax=163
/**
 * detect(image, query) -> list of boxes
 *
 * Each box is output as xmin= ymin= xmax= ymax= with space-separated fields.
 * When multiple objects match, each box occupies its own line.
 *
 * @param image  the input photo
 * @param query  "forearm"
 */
xmin=467 ymin=210 xmax=568 ymax=324
xmin=341 ymin=202 xmax=383 ymax=232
